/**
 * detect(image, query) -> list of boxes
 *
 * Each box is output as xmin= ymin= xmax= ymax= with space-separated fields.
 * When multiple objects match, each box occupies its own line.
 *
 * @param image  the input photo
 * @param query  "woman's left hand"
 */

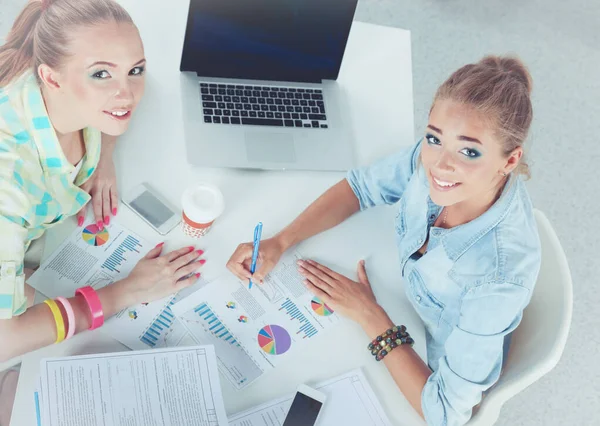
xmin=76 ymin=153 xmax=118 ymax=229
xmin=297 ymin=258 xmax=380 ymax=324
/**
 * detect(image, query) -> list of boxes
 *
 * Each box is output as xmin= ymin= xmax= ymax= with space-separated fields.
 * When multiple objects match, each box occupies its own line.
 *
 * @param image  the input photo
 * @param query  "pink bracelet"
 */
xmin=75 ymin=286 xmax=104 ymax=330
xmin=55 ymin=297 xmax=76 ymax=340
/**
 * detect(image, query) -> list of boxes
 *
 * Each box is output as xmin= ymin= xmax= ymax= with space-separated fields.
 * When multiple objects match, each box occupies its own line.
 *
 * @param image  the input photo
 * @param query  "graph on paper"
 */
xmin=101 ymin=235 xmax=142 ymax=273
xmin=177 ymin=301 xmax=265 ymax=388
xmin=192 ymin=303 xmax=241 ymax=347
xmin=139 ymin=299 xmax=188 ymax=348
xmin=279 ymin=298 xmax=318 ymax=338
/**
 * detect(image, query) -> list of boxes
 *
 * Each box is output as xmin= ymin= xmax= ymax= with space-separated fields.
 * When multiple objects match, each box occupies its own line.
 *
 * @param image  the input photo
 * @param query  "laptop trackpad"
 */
xmin=245 ymin=132 xmax=296 ymax=163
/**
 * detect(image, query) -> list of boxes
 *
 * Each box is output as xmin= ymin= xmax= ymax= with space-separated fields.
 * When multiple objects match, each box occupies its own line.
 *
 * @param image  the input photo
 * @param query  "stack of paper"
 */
xmin=171 ymin=250 xmax=342 ymax=390
xmin=34 ymin=346 xmax=228 ymax=426
xmin=28 ymin=220 xmax=206 ymax=350
xmin=228 ymin=368 xmax=394 ymax=426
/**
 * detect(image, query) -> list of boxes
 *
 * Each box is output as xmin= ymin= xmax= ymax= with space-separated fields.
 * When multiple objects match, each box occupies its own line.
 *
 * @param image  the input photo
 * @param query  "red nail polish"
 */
xmin=199 ymin=259 xmax=206 ymax=265
xmin=112 ymin=207 xmax=117 ymax=216
xmin=196 ymin=249 xmax=204 ymax=255
xmin=195 ymin=273 xmax=201 ymax=278
xmin=155 ymin=242 xmax=164 ymax=248
xmin=78 ymin=217 xmax=84 ymax=227
xmin=188 ymin=246 xmax=195 ymax=252
xmin=104 ymin=216 xmax=110 ymax=225
xmin=97 ymin=221 xmax=104 ymax=230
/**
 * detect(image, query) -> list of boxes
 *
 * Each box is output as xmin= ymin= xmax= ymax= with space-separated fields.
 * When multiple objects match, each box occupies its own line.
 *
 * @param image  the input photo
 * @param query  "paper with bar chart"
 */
xmin=27 ymin=220 xmax=204 ymax=350
xmin=172 ymin=250 xmax=340 ymax=390
xmin=28 ymin=221 xmax=154 ymax=298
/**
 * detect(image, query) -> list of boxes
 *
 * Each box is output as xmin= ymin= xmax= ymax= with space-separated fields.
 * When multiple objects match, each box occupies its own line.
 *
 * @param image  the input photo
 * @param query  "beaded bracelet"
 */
xmin=367 ymin=325 xmax=414 ymax=361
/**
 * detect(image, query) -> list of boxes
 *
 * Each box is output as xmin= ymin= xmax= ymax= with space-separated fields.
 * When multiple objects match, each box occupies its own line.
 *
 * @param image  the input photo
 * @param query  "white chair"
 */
xmin=467 ymin=209 xmax=573 ymax=425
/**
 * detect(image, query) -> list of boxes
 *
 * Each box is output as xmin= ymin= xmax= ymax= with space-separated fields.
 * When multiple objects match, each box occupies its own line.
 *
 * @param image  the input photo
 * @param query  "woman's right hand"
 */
xmin=117 ymin=243 xmax=205 ymax=307
xmin=227 ymin=237 xmax=286 ymax=284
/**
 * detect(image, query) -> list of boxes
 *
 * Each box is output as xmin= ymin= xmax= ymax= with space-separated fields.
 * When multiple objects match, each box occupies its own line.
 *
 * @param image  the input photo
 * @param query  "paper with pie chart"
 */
xmin=28 ymin=220 xmax=155 ymax=298
xmin=27 ymin=219 xmax=205 ymax=351
xmin=172 ymin=249 xmax=341 ymax=390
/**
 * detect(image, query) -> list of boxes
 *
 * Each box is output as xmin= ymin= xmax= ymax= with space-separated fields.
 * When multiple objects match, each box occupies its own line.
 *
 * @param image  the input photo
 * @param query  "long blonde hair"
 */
xmin=432 ymin=55 xmax=534 ymax=178
xmin=0 ymin=0 xmax=134 ymax=87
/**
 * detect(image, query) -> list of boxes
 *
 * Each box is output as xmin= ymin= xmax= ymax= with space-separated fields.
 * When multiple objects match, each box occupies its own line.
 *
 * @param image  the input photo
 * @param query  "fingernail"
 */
xmin=196 ymin=249 xmax=204 ymax=255
xmin=195 ymin=273 xmax=201 ymax=279
xmin=296 ymin=260 xmax=303 ymax=265
xmin=188 ymin=246 xmax=195 ymax=252
xmin=97 ymin=221 xmax=104 ymax=230
xmin=155 ymin=242 xmax=164 ymax=248
xmin=104 ymin=216 xmax=110 ymax=225
xmin=77 ymin=217 xmax=84 ymax=227
xmin=198 ymin=259 xmax=206 ymax=265
xmin=112 ymin=207 xmax=117 ymax=216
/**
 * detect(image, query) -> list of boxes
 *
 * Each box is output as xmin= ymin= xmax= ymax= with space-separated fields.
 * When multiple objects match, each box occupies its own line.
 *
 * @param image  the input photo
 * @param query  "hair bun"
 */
xmin=479 ymin=55 xmax=532 ymax=94
xmin=500 ymin=57 xmax=533 ymax=94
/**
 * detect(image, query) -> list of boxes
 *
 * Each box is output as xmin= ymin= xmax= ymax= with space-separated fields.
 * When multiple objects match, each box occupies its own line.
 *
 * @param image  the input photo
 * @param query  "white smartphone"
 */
xmin=282 ymin=384 xmax=327 ymax=426
xmin=122 ymin=182 xmax=181 ymax=235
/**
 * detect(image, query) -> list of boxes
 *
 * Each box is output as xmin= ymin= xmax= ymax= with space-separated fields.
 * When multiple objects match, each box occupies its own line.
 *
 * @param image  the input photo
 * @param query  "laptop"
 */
xmin=179 ymin=0 xmax=359 ymax=171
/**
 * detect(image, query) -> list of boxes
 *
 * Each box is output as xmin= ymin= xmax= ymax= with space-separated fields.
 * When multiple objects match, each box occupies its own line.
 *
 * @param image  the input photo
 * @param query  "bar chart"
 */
xmin=139 ymin=299 xmax=178 ymax=347
xmin=101 ymin=235 xmax=142 ymax=273
xmin=279 ymin=298 xmax=318 ymax=338
xmin=194 ymin=303 xmax=240 ymax=347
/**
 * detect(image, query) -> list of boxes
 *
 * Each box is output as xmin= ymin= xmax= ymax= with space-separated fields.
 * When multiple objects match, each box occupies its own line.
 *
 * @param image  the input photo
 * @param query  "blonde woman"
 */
xmin=0 ymin=1 xmax=205 ymax=420
xmin=228 ymin=56 xmax=541 ymax=425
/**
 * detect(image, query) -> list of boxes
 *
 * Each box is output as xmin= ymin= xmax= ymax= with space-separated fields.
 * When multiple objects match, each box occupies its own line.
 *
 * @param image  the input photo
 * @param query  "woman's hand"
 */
xmin=116 ymin=244 xmax=206 ymax=307
xmin=226 ymin=237 xmax=286 ymax=283
xmin=297 ymin=259 xmax=382 ymax=325
xmin=76 ymin=150 xmax=118 ymax=230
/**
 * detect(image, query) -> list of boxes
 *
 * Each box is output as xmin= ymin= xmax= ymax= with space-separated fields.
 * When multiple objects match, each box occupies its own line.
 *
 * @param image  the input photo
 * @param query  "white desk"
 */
xmin=10 ymin=1 xmax=426 ymax=424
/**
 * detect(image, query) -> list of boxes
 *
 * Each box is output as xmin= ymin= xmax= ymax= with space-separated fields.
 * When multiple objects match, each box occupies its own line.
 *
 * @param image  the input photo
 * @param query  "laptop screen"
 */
xmin=180 ymin=0 xmax=359 ymax=83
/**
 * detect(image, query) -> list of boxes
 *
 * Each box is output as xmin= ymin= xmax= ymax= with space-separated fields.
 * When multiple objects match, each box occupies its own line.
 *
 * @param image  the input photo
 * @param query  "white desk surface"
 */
xmin=9 ymin=0 xmax=426 ymax=424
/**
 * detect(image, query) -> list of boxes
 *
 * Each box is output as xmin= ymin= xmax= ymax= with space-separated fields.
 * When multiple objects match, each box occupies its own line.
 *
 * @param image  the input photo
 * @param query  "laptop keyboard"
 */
xmin=200 ymin=83 xmax=328 ymax=129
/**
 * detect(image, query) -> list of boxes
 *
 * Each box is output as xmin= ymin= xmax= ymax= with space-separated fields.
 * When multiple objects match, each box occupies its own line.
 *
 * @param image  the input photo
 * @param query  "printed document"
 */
xmin=228 ymin=368 xmax=393 ymax=426
xmin=27 ymin=221 xmax=200 ymax=350
xmin=172 ymin=250 xmax=341 ymax=390
xmin=36 ymin=346 xmax=228 ymax=426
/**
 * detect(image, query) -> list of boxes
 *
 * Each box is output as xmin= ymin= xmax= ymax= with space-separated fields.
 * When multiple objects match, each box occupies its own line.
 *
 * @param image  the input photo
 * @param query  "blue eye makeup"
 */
xmin=425 ymin=132 xmax=482 ymax=159
xmin=425 ymin=133 xmax=440 ymax=145
xmin=91 ymin=66 xmax=145 ymax=80
xmin=91 ymin=70 xmax=110 ymax=79
xmin=130 ymin=66 xmax=145 ymax=76
xmin=460 ymin=148 xmax=481 ymax=158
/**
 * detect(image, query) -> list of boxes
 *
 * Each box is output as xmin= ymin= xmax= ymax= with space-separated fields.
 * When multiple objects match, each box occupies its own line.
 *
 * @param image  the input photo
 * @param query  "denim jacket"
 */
xmin=346 ymin=139 xmax=541 ymax=426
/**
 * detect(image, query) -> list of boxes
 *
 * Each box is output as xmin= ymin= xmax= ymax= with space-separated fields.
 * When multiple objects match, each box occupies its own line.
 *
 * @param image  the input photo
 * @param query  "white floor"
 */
xmin=1 ymin=0 xmax=598 ymax=425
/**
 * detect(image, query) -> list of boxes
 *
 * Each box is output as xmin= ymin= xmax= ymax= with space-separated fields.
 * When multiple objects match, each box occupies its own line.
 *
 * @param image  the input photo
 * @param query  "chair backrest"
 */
xmin=467 ymin=209 xmax=573 ymax=425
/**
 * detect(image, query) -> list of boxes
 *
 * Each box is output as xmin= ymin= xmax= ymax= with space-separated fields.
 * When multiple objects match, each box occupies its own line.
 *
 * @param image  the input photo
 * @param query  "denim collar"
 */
xmin=419 ymin=167 xmax=519 ymax=261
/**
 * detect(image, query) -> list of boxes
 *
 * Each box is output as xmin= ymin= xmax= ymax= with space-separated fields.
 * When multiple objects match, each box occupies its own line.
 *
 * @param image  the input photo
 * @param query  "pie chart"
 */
xmin=311 ymin=297 xmax=334 ymax=316
xmin=82 ymin=224 xmax=109 ymax=247
xmin=258 ymin=325 xmax=291 ymax=355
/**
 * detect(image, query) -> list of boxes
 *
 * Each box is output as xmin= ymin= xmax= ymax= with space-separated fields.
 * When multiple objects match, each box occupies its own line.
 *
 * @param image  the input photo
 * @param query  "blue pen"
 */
xmin=249 ymin=222 xmax=263 ymax=289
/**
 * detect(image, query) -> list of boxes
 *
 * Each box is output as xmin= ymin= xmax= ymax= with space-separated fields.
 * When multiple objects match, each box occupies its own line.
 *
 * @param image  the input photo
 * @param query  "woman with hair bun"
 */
xmin=228 ymin=55 xmax=540 ymax=425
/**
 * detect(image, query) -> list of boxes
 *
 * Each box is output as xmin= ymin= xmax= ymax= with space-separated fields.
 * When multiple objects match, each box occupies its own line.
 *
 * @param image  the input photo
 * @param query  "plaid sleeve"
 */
xmin=0 ymin=215 xmax=28 ymax=319
xmin=0 ymin=149 xmax=29 ymax=319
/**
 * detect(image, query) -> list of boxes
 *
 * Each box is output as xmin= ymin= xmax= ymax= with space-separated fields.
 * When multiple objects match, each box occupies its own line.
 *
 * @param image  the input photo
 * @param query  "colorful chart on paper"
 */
xmin=257 ymin=325 xmax=291 ymax=355
xmin=311 ymin=297 xmax=334 ymax=317
xmin=82 ymin=224 xmax=109 ymax=247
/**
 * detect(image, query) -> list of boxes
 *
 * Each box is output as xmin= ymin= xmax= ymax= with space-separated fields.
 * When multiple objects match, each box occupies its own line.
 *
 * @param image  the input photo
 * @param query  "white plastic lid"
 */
xmin=181 ymin=184 xmax=225 ymax=224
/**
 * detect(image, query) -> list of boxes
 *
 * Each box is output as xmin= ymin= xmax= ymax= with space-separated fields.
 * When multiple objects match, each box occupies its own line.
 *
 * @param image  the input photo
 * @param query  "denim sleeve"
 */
xmin=345 ymin=140 xmax=422 ymax=210
xmin=421 ymin=282 xmax=531 ymax=426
